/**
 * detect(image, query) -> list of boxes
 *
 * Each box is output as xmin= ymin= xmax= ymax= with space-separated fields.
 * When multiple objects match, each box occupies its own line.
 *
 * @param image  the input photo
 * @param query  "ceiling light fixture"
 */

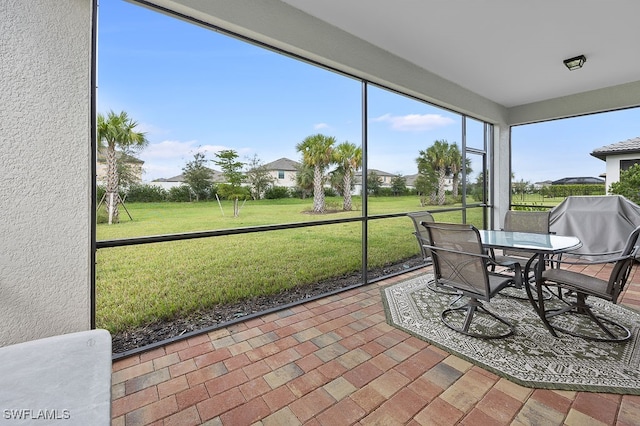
xmin=563 ymin=55 xmax=586 ymax=71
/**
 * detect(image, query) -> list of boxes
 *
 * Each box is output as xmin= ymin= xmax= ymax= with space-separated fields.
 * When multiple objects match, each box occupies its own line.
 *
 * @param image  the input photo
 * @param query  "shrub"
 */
xmin=609 ymin=164 xmax=640 ymax=204
xmin=96 ymin=185 xmax=106 ymax=203
xmin=126 ymin=184 xmax=167 ymax=202
xmin=323 ymin=187 xmax=338 ymax=197
xmin=167 ymin=185 xmax=194 ymax=202
xmin=378 ymin=187 xmax=393 ymax=197
xmin=96 ymin=207 xmax=108 ymax=224
xmin=542 ymin=184 xmax=605 ymax=198
xmin=264 ymin=186 xmax=290 ymax=199
xmin=290 ymin=186 xmax=311 ymax=199
xmin=217 ymin=184 xmax=251 ymax=200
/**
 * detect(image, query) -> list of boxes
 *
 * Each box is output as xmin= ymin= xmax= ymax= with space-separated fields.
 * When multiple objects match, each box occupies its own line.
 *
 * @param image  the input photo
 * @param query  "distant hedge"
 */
xmin=539 ymin=184 xmax=605 ymax=198
xmin=166 ymin=185 xmax=194 ymax=202
xmin=126 ymin=184 xmax=167 ymax=202
xmin=98 ymin=184 xmax=169 ymax=202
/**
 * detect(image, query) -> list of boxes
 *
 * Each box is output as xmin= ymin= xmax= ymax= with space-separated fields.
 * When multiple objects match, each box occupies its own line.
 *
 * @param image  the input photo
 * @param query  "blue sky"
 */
xmin=98 ymin=0 xmax=640 ymax=184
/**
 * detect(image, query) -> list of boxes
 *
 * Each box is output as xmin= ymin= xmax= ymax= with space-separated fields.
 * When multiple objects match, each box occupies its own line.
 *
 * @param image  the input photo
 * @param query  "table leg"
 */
xmin=524 ymin=254 xmax=559 ymax=337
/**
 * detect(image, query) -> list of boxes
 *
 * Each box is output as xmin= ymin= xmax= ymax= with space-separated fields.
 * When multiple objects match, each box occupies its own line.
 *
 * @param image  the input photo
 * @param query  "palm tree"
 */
xmin=296 ymin=134 xmax=336 ymax=213
xmin=415 ymin=154 xmax=438 ymax=205
xmin=97 ymin=110 xmax=148 ymax=224
xmin=333 ymin=141 xmax=362 ymax=211
xmin=294 ymin=163 xmax=314 ymax=199
xmin=423 ymin=139 xmax=450 ymax=205
xmin=448 ymin=143 xmax=462 ymax=197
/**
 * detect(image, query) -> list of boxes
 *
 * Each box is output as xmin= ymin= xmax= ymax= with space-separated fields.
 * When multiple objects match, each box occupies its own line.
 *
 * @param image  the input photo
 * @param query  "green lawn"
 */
xmin=96 ymin=196 xmax=485 ymax=333
xmin=510 ymin=194 xmax=568 ymax=209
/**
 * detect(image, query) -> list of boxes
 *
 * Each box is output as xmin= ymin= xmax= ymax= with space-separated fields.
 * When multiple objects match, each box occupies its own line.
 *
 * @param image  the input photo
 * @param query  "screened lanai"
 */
xmin=4 ymin=1 xmax=640 ymax=424
xmin=3 ymin=0 xmax=640 ymax=352
xmin=90 ymin=0 xmax=640 ymax=350
xmin=4 ymin=0 xmax=640 ymax=345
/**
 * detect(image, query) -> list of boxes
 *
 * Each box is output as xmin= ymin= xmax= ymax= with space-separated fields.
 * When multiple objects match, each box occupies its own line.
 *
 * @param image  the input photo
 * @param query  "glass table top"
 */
xmin=479 ymin=230 xmax=582 ymax=253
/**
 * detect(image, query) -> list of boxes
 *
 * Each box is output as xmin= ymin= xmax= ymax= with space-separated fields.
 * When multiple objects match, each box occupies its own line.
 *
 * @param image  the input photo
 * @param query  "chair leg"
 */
xmin=500 ymin=265 xmax=553 ymax=301
xmin=461 ymin=303 xmax=476 ymax=332
xmin=545 ymin=293 xmax=631 ymax=342
xmin=502 ymin=280 xmax=553 ymax=301
xmin=441 ymin=298 xmax=515 ymax=339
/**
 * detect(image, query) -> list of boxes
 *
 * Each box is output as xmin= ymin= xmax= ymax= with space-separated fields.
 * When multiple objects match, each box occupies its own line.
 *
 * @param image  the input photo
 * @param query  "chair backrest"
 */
xmin=407 ymin=211 xmax=434 ymax=261
xmin=503 ymin=210 xmax=550 ymax=257
xmin=422 ymin=222 xmax=492 ymax=300
xmin=504 ymin=210 xmax=550 ymax=233
xmin=608 ymin=225 xmax=640 ymax=301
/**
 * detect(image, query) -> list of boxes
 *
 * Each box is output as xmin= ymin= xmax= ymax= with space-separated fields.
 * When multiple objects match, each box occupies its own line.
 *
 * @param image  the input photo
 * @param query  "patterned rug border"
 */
xmin=380 ymin=274 xmax=640 ymax=395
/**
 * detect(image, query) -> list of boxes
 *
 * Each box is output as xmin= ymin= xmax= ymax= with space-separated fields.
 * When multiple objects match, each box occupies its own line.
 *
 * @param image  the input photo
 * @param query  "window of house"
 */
xmin=620 ymin=159 xmax=640 ymax=171
xmin=278 ymin=170 xmax=285 ymax=179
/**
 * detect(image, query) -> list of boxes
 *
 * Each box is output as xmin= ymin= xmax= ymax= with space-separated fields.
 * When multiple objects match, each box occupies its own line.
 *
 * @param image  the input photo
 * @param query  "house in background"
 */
xmin=263 ymin=157 xmax=301 ymax=189
xmin=404 ymin=173 xmax=454 ymax=193
xmin=353 ymin=169 xmax=405 ymax=194
xmin=96 ymin=149 xmax=144 ymax=186
xmin=551 ymin=176 xmax=605 ymax=185
xmin=151 ymin=158 xmax=301 ymax=191
xmin=591 ymin=137 xmax=640 ymax=192
xmin=533 ymin=180 xmax=553 ymax=190
xmin=150 ymin=168 xmax=225 ymax=190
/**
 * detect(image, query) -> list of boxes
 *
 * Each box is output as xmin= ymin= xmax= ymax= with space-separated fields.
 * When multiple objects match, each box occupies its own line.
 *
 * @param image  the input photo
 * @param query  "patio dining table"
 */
xmin=479 ymin=229 xmax=582 ymax=336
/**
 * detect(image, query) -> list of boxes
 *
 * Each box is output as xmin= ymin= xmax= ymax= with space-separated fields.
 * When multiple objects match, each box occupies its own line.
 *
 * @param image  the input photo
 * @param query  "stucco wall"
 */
xmin=269 ymin=170 xmax=298 ymax=188
xmin=0 ymin=0 xmax=93 ymax=345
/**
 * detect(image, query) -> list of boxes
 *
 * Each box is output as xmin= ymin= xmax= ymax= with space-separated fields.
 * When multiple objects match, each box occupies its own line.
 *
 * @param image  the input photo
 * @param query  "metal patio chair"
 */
xmin=406 ymin=211 xmax=435 ymax=264
xmin=493 ymin=210 xmax=551 ymax=266
xmin=492 ymin=210 xmax=554 ymax=300
xmin=540 ymin=225 xmax=640 ymax=342
xmin=407 ymin=212 xmax=459 ymax=296
xmin=422 ymin=222 xmax=521 ymax=339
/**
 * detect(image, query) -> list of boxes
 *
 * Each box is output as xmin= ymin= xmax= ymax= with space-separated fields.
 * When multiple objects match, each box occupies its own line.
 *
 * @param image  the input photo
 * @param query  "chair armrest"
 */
xmin=422 ymin=242 xmax=520 ymax=272
xmin=546 ymin=250 xmax=634 ymax=267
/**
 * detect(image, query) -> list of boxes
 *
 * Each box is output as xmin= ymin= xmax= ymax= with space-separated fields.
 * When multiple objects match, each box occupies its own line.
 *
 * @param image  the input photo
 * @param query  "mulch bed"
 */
xmin=111 ymin=256 xmax=425 ymax=354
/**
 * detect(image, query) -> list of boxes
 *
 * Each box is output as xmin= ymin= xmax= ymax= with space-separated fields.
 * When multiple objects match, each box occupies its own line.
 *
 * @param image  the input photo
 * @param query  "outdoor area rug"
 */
xmin=381 ymin=274 xmax=640 ymax=394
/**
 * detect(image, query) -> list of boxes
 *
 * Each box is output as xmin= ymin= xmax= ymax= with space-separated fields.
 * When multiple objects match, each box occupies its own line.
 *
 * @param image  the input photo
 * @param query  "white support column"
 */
xmin=492 ymin=122 xmax=512 ymax=229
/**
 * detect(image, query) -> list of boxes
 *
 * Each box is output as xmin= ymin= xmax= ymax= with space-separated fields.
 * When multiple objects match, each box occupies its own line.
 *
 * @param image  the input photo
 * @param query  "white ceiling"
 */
xmin=280 ymin=0 xmax=640 ymax=108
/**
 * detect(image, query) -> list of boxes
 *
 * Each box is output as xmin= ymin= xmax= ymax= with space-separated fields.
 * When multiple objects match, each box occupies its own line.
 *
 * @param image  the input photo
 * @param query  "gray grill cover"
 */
xmin=549 ymin=195 xmax=640 ymax=260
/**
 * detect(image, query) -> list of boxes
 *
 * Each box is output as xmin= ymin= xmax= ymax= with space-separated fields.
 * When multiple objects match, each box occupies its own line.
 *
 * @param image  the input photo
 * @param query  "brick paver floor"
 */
xmin=111 ymin=264 xmax=640 ymax=425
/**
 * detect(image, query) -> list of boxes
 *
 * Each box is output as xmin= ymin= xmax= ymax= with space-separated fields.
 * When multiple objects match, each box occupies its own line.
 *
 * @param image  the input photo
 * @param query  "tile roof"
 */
xmin=263 ymin=157 xmax=301 ymax=171
xmin=551 ymin=176 xmax=604 ymax=185
xmin=590 ymin=137 xmax=640 ymax=160
xmin=354 ymin=168 xmax=396 ymax=177
xmin=164 ymin=167 xmax=225 ymax=182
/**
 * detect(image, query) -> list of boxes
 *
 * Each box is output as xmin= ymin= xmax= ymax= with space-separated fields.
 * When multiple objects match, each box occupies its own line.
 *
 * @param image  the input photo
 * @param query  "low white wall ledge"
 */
xmin=0 ymin=329 xmax=112 ymax=425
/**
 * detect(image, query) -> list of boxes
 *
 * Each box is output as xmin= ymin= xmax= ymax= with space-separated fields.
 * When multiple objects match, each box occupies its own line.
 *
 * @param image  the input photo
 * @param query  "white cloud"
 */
xmin=314 ymin=123 xmax=330 ymax=130
xmin=139 ymin=140 xmax=198 ymax=161
xmin=136 ymin=122 xmax=169 ymax=137
xmin=139 ymin=140 xmax=236 ymax=161
xmin=372 ymin=113 xmax=455 ymax=131
xmin=142 ymin=163 xmax=182 ymax=180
